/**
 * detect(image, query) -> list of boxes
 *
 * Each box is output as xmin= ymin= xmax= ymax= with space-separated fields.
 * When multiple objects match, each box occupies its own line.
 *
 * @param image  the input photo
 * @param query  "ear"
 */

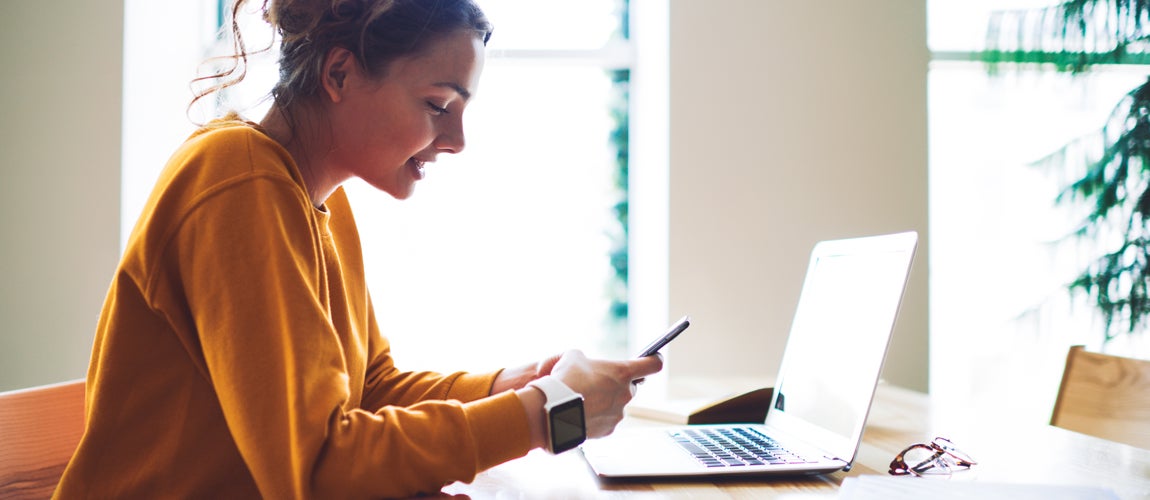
xmin=321 ymin=46 xmax=357 ymax=103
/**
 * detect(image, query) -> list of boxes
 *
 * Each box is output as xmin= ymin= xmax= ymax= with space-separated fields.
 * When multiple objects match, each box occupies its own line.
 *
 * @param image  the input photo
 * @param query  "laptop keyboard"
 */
xmin=670 ymin=427 xmax=818 ymax=468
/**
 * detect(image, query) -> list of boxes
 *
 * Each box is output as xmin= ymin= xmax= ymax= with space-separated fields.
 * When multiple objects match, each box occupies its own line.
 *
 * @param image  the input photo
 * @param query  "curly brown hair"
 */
xmin=191 ymin=0 xmax=492 ymax=117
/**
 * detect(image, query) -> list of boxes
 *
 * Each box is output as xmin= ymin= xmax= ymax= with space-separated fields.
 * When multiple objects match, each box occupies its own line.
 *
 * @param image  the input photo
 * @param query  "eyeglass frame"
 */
xmin=888 ymin=437 xmax=977 ymax=476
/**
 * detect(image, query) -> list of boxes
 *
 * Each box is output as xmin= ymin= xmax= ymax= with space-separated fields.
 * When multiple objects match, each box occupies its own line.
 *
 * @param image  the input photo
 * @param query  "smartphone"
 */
xmin=636 ymin=315 xmax=691 ymax=357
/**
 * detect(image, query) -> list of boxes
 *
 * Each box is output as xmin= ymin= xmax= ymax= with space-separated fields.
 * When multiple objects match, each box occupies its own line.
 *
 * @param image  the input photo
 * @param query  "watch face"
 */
xmin=550 ymin=398 xmax=586 ymax=454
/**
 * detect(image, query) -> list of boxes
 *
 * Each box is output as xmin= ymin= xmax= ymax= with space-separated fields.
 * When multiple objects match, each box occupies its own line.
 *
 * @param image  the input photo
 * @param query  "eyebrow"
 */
xmin=434 ymin=82 xmax=471 ymax=101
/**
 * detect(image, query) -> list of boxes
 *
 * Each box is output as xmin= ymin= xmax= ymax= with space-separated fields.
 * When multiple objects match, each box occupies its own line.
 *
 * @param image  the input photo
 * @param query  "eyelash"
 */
xmin=426 ymin=102 xmax=449 ymax=115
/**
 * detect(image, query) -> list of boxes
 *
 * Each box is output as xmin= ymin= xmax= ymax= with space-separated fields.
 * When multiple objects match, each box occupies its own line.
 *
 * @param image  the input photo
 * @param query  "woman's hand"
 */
xmin=507 ymin=349 xmax=663 ymax=449
xmin=491 ymin=353 xmax=562 ymax=394
xmin=549 ymin=349 xmax=663 ymax=439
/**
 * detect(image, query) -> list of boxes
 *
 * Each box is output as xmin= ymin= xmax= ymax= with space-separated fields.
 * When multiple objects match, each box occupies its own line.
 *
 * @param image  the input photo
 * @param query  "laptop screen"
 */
xmin=768 ymin=232 xmax=916 ymax=459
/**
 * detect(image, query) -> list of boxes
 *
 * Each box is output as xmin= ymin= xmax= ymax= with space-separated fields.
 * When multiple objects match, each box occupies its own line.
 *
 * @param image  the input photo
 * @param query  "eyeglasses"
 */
xmin=889 ymin=437 xmax=977 ymax=476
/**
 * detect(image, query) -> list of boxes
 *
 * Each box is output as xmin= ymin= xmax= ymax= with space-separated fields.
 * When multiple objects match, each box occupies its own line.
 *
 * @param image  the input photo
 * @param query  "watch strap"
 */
xmin=527 ymin=376 xmax=580 ymax=409
xmin=527 ymin=376 xmax=586 ymax=454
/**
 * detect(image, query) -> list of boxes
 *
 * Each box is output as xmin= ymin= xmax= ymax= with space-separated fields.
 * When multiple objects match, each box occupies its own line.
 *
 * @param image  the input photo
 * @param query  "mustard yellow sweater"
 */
xmin=55 ymin=119 xmax=531 ymax=498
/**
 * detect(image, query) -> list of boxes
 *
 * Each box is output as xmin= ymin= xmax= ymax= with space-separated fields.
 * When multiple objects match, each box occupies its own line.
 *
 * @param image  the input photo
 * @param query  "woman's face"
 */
xmin=325 ymin=30 xmax=486 ymax=200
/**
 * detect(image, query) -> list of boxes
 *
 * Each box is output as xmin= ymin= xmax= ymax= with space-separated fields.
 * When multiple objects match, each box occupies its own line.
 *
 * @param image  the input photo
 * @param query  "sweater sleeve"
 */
xmin=173 ymin=173 xmax=531 ymax=498
xmin=359 ymin=305 xmax=503 ymax=410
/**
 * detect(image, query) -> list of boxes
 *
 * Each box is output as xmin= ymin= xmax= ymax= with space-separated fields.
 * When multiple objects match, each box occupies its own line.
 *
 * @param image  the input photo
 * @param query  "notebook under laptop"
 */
xmin=581 ymin=230 xmax=918 ymax=478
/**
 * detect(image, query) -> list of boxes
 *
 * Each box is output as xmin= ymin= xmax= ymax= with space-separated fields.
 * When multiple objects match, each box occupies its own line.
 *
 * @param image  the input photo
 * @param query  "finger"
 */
xmin=629 ymin=352 xmax=664 ymax=380
xmin=535 ymin=353 xmax=563 ymax=377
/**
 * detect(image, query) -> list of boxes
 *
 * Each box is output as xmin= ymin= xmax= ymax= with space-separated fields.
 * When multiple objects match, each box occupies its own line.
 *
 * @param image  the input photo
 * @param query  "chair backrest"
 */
xmin=1051 ymin=345 xmax=1150 ymax=449
xmin=0 ymin=379 xmax=85 ymax=499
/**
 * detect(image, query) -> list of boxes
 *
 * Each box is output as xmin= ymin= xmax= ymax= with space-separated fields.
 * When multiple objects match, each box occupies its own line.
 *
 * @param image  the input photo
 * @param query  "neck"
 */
xmin=259 ymin=104 xmax=342 ymax=209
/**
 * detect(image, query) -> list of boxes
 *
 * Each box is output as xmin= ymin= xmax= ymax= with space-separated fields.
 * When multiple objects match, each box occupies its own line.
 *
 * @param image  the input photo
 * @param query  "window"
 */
xmin=929 ymin=1 xmax=1150 ymax=423
xmin=355 ymin=0 xmax=633 ymax=372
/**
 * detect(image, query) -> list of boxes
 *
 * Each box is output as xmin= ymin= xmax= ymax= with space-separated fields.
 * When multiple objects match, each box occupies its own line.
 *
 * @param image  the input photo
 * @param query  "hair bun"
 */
xmin=265 ymin=0 xmax=338 ymax=37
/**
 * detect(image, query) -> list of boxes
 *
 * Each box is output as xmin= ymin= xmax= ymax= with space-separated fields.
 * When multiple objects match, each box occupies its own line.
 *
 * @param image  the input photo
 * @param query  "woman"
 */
xmin=55 ymin=0 xmax=662 ymax=497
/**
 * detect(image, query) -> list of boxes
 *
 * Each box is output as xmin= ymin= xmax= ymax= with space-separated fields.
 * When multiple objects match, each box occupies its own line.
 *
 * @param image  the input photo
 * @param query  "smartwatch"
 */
xmin=527 ymin=376 xmax=586 ymax=454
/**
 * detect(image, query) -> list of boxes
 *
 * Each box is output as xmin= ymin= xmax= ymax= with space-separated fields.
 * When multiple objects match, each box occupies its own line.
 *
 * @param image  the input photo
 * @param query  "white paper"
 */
xmin=838 ymin=475 xmax=1119 ymax=500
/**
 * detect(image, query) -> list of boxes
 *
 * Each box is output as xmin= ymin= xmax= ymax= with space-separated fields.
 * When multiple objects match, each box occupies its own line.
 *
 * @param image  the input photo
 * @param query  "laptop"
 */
xmin=580 ymin=230 xmax=918 ymax=478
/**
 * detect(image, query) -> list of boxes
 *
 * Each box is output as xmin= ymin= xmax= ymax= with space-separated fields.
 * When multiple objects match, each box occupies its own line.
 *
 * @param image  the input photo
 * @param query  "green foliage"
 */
xmin=979 ymin=50 xmax=1149 ymax=73
xmin=607 ymin=68 xmax=630 ymax=326
xmin=606 ymin=0 xmax=631 ymax=346
xmin=984 ymin=1 xmax=1150 ymax=73
xmin=985 ymin=0 xmax=1150 ymax=341
xmin=1038 ymin=78 xmax=1150 ymax=340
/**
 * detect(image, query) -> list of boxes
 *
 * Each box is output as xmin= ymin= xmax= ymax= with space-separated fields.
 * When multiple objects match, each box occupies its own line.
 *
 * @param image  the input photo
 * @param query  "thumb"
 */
xmin=630 ymin=353 xmax=664 ymax=383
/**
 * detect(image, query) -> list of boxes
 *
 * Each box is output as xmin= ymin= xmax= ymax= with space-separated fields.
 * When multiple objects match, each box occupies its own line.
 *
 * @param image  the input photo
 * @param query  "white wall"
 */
xmin=0 ymin=1 xmax=124 ymax=391
xmin=663 ymin=1 xmax=930 ymax=391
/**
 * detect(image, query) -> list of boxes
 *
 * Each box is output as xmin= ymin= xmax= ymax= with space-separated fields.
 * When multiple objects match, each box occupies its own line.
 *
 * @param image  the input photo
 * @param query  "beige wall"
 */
xmin=665 ymin=1 xmax=930 ymax=391
xmin=0 ymin=1 xmax=123 ymax=391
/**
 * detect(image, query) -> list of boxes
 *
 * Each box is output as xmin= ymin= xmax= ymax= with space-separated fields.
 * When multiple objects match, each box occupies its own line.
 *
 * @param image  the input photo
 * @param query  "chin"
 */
xmin=381 ymin=184 xmax=415 ymax=201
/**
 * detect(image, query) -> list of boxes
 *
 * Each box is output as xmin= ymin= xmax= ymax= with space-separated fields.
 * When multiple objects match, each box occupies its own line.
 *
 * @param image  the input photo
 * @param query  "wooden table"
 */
xmin=439 ymin=383 xmax=1150 ymax=498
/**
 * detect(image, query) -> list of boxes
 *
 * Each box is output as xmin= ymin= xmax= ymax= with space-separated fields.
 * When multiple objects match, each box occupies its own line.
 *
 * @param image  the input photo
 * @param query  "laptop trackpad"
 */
xmin=581 ymin=428 xmax=700 ymax=477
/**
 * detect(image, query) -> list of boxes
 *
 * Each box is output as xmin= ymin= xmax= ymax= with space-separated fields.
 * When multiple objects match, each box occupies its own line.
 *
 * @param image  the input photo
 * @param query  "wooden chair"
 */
xmin=1051 ymin=345 xmax=1150 ymax=449
xmin=0 ymin=379 xmax=85 ymax=499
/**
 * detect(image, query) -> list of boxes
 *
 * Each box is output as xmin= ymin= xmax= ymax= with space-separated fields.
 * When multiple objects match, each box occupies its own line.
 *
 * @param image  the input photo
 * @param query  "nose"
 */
xmin=435 ymin=115 xmax=466 ymax=154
